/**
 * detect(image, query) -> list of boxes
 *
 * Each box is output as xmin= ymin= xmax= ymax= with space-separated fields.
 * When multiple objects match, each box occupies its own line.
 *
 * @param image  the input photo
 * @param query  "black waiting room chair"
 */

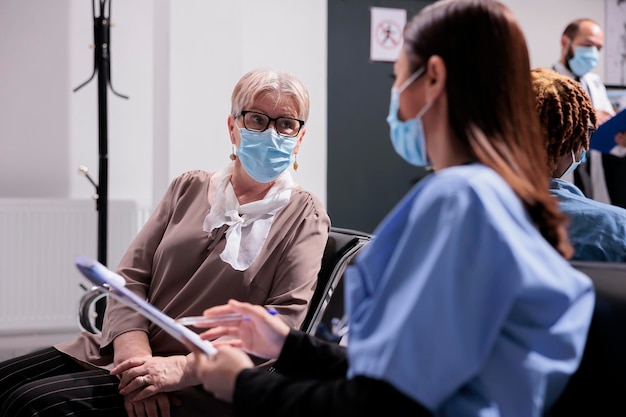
xmin=299 ymin=227 xmax=371 ymax=340
xmin=546 ymin=260 xmax=626 ymax=416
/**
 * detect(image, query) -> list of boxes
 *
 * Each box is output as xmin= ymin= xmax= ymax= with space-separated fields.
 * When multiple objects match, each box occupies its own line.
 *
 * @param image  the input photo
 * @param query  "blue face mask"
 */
xmin=386 ymin=67 xmax=433 ymax=167
xmin=568 ymin=46 xmax=599 ymax=77
xmin=560 ymin=149 xmax=587 ymax=178
xmin=237 ymin=128 xmax=297 ymax=183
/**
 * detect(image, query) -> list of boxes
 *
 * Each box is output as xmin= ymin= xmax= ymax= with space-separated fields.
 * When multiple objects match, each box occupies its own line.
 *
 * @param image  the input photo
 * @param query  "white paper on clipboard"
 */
xmin=75 ymin=255 xmax=217 ymax=356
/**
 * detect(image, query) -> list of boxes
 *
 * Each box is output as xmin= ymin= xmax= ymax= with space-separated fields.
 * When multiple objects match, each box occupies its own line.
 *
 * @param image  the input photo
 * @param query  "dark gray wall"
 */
xmin=327 ymin=0 xmax=434 ymax=234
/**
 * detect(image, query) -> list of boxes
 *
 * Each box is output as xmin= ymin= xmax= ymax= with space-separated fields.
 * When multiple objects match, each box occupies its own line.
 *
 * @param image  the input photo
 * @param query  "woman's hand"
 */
xmin=111 ymin=355 xmax=191 ymax=399
xmin=198 ymin=299 xmax=290 ymax=359
xmin=615 ymin=131 xmax=626 ymax=148
xmin=596 ymin=109 xmax=613 ymax=125
xmin=193 ymin=345 xmax=255 ymax=402
xmin=121 ymin=392 xmax=179 ymax=417
xmin=109 ymin=333 xmax=182 ymax=417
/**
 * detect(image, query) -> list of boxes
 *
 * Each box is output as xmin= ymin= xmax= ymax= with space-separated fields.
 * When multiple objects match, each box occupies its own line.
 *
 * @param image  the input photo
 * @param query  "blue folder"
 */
xmin=590 ymin=108 xmax=626 ymax=153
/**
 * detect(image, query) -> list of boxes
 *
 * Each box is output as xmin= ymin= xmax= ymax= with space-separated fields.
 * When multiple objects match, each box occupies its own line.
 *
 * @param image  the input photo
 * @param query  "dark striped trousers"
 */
xmin=0 ymin=347 xmax=126 ymax=417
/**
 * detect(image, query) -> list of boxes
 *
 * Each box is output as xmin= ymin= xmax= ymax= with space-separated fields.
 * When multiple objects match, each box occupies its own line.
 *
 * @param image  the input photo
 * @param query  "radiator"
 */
xmin=0 ymin=199 xmax=149 ymax=336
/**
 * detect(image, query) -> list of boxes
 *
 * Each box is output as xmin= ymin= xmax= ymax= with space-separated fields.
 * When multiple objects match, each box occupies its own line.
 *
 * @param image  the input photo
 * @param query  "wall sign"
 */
xmin=370 ymin=7 xmax=407 ymax=62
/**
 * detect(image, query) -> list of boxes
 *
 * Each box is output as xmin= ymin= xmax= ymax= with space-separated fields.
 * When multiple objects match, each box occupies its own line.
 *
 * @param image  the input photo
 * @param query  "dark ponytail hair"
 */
xmin=403 ymin=0 xmax=572 ymax=258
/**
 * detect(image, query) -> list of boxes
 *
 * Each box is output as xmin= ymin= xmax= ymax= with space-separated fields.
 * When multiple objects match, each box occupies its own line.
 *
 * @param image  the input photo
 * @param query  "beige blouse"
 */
xmin=56 ymin=170 xmax=330 ymax=368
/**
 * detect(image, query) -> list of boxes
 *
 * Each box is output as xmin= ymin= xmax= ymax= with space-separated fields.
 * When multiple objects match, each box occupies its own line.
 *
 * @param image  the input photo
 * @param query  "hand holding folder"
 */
xmin=590 ymin=108 xmax=626 ymax=154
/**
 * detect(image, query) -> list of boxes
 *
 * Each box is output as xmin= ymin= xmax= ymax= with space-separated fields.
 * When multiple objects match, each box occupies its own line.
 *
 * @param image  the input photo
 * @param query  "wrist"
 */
xmin=112 ymin=331 xmax=152 ymax=366
xmin=184 ymin=353 xmax=201 ymax=386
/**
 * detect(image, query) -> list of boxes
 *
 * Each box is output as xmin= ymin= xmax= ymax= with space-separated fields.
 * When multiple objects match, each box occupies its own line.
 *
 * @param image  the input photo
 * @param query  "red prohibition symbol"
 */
xmin=376 ymin=19 xmax=402 ymax=49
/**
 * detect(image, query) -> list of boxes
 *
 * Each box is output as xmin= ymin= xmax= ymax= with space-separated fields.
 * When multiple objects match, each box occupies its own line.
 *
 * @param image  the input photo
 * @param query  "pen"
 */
xmin=176 ymin=309 xmax=278 ymax=326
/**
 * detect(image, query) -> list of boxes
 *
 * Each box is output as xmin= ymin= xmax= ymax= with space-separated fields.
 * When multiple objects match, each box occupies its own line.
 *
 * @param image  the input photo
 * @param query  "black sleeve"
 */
xmin=270 ymin=329 xmax=348 ymax=378
xmin=233 ymin=372 xmax=432 ymax=417
xmin=232 ymin=330 xmax=432 ymax=417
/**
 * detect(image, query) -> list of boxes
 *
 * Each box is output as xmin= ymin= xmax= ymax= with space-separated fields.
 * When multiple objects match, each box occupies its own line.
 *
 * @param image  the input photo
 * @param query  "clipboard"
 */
xmin=590 ymin=108 xmax=626 ymax=153
xmin=74 ymin=255 xmax=217 ymax=356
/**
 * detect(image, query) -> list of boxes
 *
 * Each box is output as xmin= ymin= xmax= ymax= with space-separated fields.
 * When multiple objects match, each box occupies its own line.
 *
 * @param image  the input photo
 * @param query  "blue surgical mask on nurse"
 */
xmin=386 ymin=66 xmax=433 ymax=167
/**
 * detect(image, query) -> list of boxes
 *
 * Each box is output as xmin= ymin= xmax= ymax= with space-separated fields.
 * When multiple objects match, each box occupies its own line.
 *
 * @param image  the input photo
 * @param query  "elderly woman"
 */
xmin=0 ymin=68 xmax=330 ymax=417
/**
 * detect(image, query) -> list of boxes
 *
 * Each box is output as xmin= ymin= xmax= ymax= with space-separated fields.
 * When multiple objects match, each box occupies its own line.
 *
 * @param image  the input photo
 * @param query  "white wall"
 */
xmin=0 ymin=0 xmax=70 ymax=197
xmin=0 ymin=0 xmax=327 ymax=211
xmin=502 ymin=0 xmax=607 ymax=75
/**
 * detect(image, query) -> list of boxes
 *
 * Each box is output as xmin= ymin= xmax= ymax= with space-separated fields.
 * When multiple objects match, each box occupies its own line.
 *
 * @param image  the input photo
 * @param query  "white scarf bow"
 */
xmin=203 ymin=165 xmax=293 ymax=270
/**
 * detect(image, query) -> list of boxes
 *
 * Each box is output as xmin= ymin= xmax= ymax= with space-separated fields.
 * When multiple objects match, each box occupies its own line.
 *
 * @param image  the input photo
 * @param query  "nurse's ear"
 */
xmin=423 ymin=55 xmax=446 ymax=103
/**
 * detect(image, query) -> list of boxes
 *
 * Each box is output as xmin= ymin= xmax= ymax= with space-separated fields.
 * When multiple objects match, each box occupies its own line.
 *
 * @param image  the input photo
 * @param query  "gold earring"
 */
xmin=230 ymin=144 xmax=237 ymax=161
xmin=293 ymin=155 xmax=298 ymax=171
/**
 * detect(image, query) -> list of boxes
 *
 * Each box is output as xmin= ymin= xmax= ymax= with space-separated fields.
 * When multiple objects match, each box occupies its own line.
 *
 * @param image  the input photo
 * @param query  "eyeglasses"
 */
xmin=588 ymin=127 xmax=596 ymax=142
xmin=237 ymin=111 xmax=304 ymax=137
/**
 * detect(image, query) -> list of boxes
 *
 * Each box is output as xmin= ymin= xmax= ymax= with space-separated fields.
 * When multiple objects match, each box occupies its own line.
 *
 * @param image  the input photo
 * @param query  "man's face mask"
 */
xmin=567 ymin=44 xmax=600 ymax=77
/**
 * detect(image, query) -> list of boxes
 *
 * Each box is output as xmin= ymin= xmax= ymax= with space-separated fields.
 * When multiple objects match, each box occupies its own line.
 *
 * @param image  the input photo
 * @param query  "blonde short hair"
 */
xmin=230 ymin=68 xmax=310 ymax=122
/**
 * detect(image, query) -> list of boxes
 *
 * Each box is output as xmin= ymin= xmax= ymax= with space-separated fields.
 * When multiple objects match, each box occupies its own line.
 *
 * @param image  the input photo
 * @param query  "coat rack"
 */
xmin=74 ymin=0 xmax=128 ymax=266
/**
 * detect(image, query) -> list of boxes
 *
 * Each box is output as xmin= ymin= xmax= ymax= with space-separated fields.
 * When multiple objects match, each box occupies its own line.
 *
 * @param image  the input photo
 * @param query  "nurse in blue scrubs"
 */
xmin=191 ymin=1 xmax=595 ymax=416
